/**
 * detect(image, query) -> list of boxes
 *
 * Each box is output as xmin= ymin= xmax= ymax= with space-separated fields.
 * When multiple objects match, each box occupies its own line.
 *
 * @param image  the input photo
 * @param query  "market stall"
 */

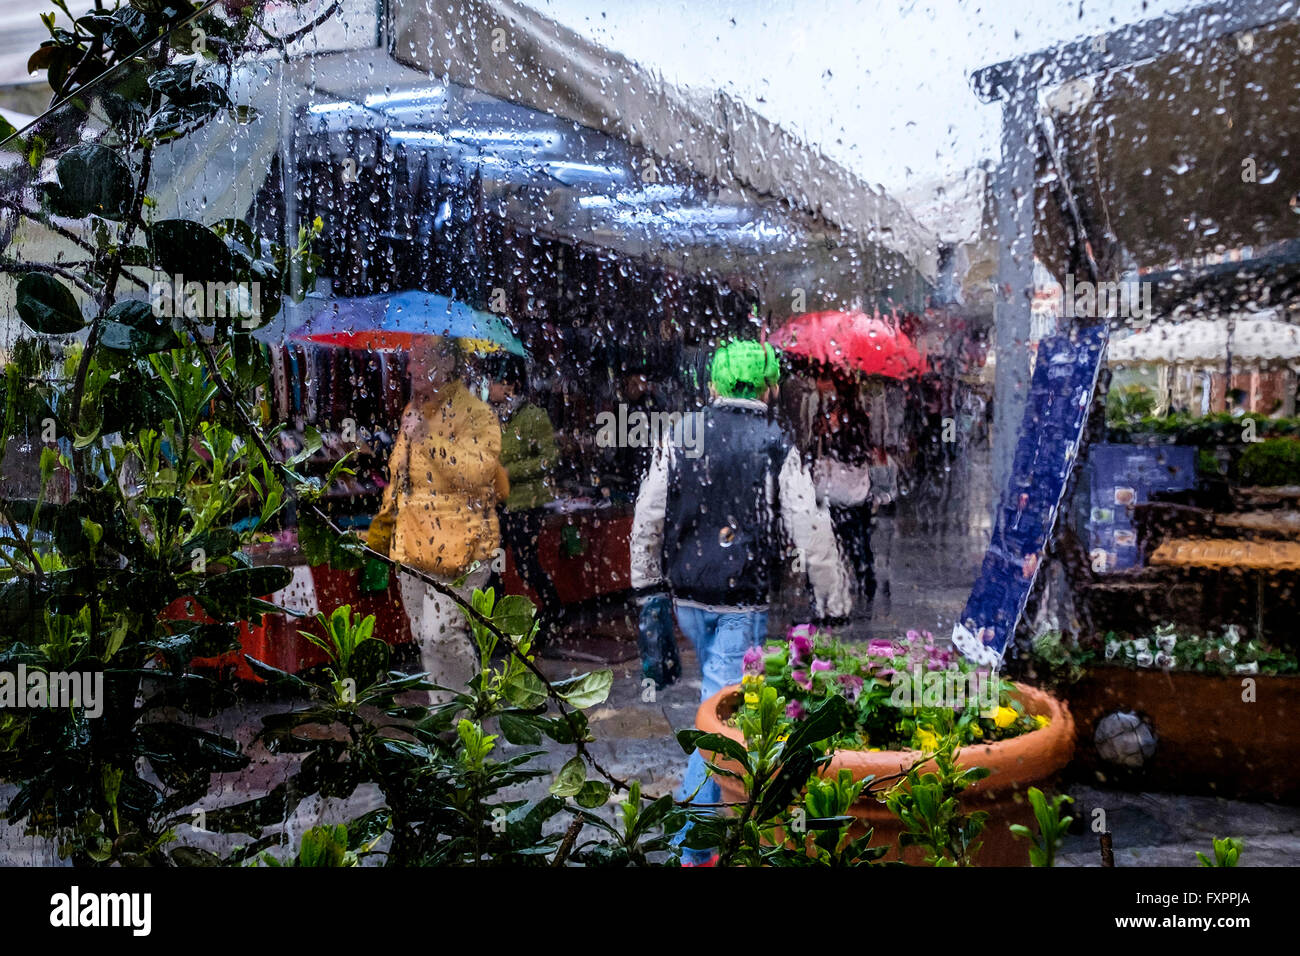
xmin=972 ymin=0 xmax=1300 ymax=795
xmin=49 ymin=0 xmax=935 ymax=667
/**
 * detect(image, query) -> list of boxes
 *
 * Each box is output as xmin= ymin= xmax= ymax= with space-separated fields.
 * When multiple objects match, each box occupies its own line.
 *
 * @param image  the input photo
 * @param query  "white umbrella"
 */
xmin=1107 ymin=316 xmax=1300 ymax=369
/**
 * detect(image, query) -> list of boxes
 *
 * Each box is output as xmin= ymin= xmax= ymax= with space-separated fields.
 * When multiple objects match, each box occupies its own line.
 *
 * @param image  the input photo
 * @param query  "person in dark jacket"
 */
xmin=629 ymin=339 xmax=851 ymax=865
xmin=486 ymin=353 xmax=564 ymax=634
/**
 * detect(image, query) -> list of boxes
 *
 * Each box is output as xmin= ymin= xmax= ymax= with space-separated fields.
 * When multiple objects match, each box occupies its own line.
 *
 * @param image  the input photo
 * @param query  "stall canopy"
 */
xmin=1108 ymin=314 xmax=1300 ymax=369
xmin=1013 ymin=11 xmax=1300 ymax=300
xmin=389 ymin=0 xmax=937 ymax=284
xmin=3 ymin=0 xmax=939 ymax=353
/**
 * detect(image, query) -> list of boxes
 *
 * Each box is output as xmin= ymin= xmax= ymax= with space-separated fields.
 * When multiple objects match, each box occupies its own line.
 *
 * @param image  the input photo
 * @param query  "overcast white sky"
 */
xmin=2 ymin=0 xmax=1201 ymax=217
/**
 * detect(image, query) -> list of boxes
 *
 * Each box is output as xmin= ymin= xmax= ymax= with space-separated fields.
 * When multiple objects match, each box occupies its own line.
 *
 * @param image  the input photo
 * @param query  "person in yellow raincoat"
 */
xmin=367 ymin=336 xmax=509 ymax=700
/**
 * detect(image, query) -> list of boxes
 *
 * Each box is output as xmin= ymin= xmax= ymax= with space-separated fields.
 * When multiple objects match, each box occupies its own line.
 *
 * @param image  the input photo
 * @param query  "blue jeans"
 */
xmin=671 ymin=604 xmax=768 ymax=864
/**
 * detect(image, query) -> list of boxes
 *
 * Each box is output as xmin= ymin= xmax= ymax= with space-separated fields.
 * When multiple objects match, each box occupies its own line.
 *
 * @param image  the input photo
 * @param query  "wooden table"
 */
xmin=1150 ymin=537 xmax=1300 ymax=570
xmin=1211 ymin=512 xmax=1300 ymax=535
xmin=1150 ymin=536 xmax=1300 ymax=637
xmin=1215 ymin=511 xmax=1300 ymax=534
xmin=1234 ymin=486 xmax=1300 ymax=506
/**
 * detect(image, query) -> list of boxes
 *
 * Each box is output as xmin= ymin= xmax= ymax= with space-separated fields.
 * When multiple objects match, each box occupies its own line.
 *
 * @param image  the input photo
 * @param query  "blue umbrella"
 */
xmin=289 ymin=290 xmax=527 ymax=356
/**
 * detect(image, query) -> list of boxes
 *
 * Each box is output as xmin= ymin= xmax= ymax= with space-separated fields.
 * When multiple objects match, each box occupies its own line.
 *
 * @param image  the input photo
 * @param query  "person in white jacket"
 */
xmin=628 ymin=339 xmax=851 ymax=865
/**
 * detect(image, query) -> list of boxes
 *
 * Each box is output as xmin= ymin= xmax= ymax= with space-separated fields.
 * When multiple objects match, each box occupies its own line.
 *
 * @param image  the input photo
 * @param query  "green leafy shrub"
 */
xmin=1237 ymin=437 xmax=1300 ymax=486
xmin=883 ymin=736 xmax=989 ymax=866
xmin=1010 ymin=786 xmax=1074 ymax=867
xmin=1105 ymin=384 xmax=1157 ymax=426
xmin=1107 ymin=411 xmax=1300 ymax=446
xmin=1197 ymin=836 xmax=1243 ymax=867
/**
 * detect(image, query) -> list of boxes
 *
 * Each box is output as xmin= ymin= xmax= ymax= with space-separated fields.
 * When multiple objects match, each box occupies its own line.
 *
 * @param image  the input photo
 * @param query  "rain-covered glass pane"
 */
xmin=0 ymin=0 xmax=1295 ymax=893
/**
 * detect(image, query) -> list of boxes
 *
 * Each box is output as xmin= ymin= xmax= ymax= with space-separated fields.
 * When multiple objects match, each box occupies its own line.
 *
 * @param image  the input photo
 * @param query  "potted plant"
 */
xmin=693 ymin=626 xmax=1076 ymax=865
xmin=1035 ymin=624 xmax=1300 ymax=800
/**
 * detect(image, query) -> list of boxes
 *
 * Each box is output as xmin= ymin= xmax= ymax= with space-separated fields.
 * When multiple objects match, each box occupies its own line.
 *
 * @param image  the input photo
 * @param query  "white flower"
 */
xmin=1105 ymin=640 xmax=1121 ymax=660
xmin=1223 ymin=626 xmax=1241 ymax=647
xmin=1132 ymin=638 xmax=1149 ymax=652
xmin=1135 ymin=650 xmax=1155 ymax=668
xmin=1235 ymin=661 xmax=1259 ymax=675
xmin=1156 ymin=635 xmax=1177 ymax=654
xmin=1154 ymin=651 xmax=1174 ymax=669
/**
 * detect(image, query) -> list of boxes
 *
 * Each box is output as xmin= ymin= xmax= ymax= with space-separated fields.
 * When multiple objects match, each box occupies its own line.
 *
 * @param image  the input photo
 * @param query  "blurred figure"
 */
xmin=620 ymin=367 xmax=675 ymax=483
xmin=868 ymin=446 xmax=901 ymax=616
xmin=367 ymin=336 xmax=509 ymax=702
xmin=630 ymin=339 xmax=851 ymax=865
xmin=485 ymin=352 xmax=564 ymax=636
xmin=810 ymin=376 xmax=876 ymax=606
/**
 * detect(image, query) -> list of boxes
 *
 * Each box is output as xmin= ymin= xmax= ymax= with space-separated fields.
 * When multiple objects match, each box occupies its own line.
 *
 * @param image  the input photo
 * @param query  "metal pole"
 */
xmin=991 ymin=87 xmax=1037 ymax=519
xmin=1225 ymin=317 xmax=1235 ymax=411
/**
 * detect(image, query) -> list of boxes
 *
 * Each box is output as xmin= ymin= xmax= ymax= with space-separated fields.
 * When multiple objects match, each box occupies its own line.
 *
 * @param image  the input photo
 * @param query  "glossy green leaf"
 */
xmin=151 ymin=219 xmax=234 ymax=283
xmin=553 ymin=669 xmax=613 ymax=709
xmin=98 ymin=299 xmax=177 ymax=353
xmin=574 ymin=780 xmax=611 ymax=808
xmin=549 ymin=756 xmax=586 ymax=797
xmin=14 ymin=272 xmax=85 ymax=334
xmin=43 ymin=143 xmax=133 ymax=220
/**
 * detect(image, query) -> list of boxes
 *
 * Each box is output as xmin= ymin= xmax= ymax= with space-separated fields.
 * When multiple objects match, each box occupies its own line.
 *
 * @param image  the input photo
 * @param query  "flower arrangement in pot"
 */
xmin=695 ymin=625 xmax=1076 ymax=866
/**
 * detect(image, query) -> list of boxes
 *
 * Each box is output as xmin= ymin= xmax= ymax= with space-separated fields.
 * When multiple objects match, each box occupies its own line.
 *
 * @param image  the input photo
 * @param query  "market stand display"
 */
xmin=974 ymin=3 xmax=1300 ymax=795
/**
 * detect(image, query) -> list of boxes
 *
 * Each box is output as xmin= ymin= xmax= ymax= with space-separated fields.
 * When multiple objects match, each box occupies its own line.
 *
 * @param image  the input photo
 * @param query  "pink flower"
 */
xmin=742 ymin=646 xmax=764 ymax=676
xmin=811 ymin=658 xmax=833 ymax=673
xmin=838 ymin=674 xmax=864 ymax=702
xmin=789 ymin=631 xmax=814 ymax=664
xmin=791 ymin=669 xmax=812 ymax=690
xmin=786 ymin=700 xmax=806 ymax=720
xmin=867 ymin=640 xmax=895 ymax=658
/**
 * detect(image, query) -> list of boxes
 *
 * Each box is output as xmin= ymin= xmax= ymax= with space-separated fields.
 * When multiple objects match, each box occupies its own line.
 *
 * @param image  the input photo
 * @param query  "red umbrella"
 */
xmin=771 ymin=309 xmax=927 ymax=379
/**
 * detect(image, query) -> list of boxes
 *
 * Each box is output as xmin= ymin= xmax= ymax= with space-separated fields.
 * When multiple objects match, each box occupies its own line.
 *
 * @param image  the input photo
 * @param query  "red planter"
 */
xmin=695 ymin=682 xmax=1076 ymax=866
xmin=169 ymin=564 xmax=413 ymax=679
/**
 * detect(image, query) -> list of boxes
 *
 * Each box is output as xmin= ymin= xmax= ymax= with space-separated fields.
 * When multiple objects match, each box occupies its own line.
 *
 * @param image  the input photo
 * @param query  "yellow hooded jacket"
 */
xmin=366 ymin=380 xmax=510 ymax=578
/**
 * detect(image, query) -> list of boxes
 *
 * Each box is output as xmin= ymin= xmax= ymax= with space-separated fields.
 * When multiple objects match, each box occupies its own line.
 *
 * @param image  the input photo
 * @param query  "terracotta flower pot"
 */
xmin=694 ymin=682 xmax=1076 ymax=866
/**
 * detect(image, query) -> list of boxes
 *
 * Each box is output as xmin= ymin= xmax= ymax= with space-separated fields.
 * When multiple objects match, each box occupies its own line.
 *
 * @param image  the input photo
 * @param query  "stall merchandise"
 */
xmin=265 ymin=341 xmax=408 ymax=430
xmin=1087 ymin=444 xmax=1197 ymax=571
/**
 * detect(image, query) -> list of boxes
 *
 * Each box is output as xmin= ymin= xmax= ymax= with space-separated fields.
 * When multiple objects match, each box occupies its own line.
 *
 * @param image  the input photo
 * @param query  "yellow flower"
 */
xmin=994 ymin=706 xmax=1018 ymax=729
xmin=776 ymin=733 xmax=789 ymax=742
xmin=744 ymin=692 xmax=759 ymax=706
xmin=916 ymin=728 xmax=939 ymax=751
xmin=970 ymin=723 xmax=983 ymax=738
xmin=1033 ymin=714 xmax=1051 ymax=730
